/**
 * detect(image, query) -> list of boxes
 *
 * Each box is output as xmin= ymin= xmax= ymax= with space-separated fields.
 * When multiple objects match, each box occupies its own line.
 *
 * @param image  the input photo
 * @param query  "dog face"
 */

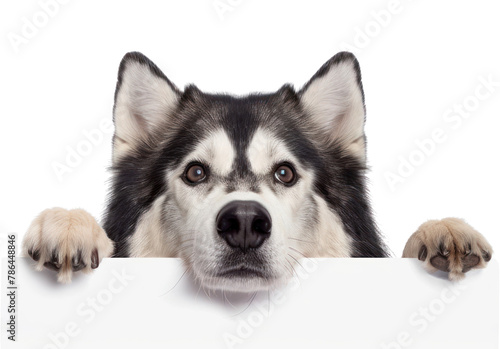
xmin=104 ymin=52 xmax=387 ymax=292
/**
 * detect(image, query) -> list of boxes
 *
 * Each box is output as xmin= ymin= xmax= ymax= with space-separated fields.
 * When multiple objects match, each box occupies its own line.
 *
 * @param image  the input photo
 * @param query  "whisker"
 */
xmin=174 ymin=244 xmax=194 ymax=256
xmin=267 ymin=289 xmax=270 ymax=316
xmin=280 ymin=259 xmax=294 ymax=279
xmin=285 ymin=255 xmax=303 ymax=292
xmin=159 ymin=267 xmax=190 ymax=296
xmin=195 ymin=283 xmax=202 ymax=301
xmin=231 ymin=291 xmax=257 ymax=317
xmin=285 ymin=256 xmax=300 ymax=281
xmin=172 ymin=238 xmax=195 ymax=254
xmin=287 ymin=237 xmax=315 ymax=244
xmin=202 ymin=285 xmax=211 ymax=300
xmin=288 ymin=246 xmax=310 ymax=259
xmin=287 ymin=252 xmax=307 ymax=274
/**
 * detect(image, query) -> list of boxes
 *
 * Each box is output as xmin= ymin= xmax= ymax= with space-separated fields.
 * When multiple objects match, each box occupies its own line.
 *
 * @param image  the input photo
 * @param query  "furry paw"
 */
xmin=22 ymin=208 xmax=114 ymax=283
xmin=403 ymin=218 xmax=493 ymax=280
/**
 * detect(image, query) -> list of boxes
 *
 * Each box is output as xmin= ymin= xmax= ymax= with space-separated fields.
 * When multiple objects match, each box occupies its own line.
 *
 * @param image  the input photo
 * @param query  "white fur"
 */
xmin=247 ymin=128 xmax=352 ymax=258
xmin=179 ymin=129 xmax=235 ymax=177
xmin=247 ymin=128 xmax=294 ymax=174
xmin=309 ymin=195 xmax=353 ymax=257
xmin=127 ymin=195 xmax=177 ymax=257
xmin=113 ymin=60 xmax=179 ymax=161
xmin=149 ymin=126 xmax=353 ymax=291
xmin=22 ymin=208 xmax=114 ymax=283
xmin=300 ymin=61 xmax=366 ymax=161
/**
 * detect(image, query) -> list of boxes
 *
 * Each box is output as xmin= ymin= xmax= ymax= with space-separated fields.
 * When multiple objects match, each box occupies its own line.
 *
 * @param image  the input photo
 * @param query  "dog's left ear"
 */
xmin=298 ymin=52 xmax=366 ymax=162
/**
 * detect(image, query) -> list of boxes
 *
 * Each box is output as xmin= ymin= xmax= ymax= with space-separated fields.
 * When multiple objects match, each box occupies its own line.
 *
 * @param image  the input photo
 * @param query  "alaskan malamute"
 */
xmin=23 ymin=52 xmax=493 ymax=292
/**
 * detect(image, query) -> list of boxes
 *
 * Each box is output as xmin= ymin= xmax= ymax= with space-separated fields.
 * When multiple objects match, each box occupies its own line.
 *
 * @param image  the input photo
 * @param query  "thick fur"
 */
xmin=22 ymin=52 xmax=492 ymax=290
xmin=23 ymin=208 xmax=114 ymax=283
xmin=403 ymin=218 xmax=492 ymax=280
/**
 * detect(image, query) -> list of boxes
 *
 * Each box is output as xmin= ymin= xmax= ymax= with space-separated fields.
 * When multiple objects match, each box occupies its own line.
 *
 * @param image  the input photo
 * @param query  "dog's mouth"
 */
xmin=217 ymin=265 xmax=267 ymax=279
xmin=196 ymin=260 xmax=283 ymax=292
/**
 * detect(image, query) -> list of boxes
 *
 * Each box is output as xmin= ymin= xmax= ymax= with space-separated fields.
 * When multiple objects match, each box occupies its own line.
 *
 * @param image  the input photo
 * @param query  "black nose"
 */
xmin=216 ymin=201 xmax=272 ymax=252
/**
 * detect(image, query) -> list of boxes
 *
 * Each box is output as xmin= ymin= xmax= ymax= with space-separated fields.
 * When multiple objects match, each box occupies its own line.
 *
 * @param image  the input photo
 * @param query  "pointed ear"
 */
xmin=298 ymin=52 xmax=366 ymax=162
xmin=112 ymin=52 xmax=181 ymax=160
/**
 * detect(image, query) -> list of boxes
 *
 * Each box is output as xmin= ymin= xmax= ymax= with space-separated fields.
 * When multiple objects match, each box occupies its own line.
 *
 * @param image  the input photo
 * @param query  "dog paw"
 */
xmin=22 ymin=208 xmax=114 ymax=283
xmin=402 ymin=218 xmax=493 ymax=280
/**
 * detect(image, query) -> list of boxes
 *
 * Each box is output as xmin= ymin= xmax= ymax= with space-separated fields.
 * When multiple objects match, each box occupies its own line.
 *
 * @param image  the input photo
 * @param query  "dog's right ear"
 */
xmin=112 ymin=52 xmax=181 ymax=160
xmin=298 ymin=52 xmax=366 ymax=162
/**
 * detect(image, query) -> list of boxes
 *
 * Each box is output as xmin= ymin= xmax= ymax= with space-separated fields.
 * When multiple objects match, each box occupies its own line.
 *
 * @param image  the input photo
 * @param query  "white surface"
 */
xmin=1 ymin=258 xmax=498 ymax=349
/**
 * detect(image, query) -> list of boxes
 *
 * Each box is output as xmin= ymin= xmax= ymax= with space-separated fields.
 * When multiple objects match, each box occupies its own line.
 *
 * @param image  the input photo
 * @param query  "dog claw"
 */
xmin=482 ymin=250 xmax=491 ymax=262
xmin=46 ymin=249 xmax=62 ymax=270
xmin=43 ymin=262 xmax=60 ymax=271
xmin=72 ymin=250 xmax=86 ymax=272
xmin=91 ymin=249 xmax=99 ymax=269
xmin=438 ymin=243 xmax=450 ymax=257
xmin=418 ymin=245 xmax=427 ymax=261
xmin=28 ymin=248 xmax=41 ymax=262
xmin=43 ymin=249 xmax=61 ymax=271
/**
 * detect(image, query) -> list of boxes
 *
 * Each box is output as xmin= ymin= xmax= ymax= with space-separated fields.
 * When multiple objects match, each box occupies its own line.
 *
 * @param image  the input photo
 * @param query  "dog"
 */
xmin=22 ymin=52 xmax=493 ymax=292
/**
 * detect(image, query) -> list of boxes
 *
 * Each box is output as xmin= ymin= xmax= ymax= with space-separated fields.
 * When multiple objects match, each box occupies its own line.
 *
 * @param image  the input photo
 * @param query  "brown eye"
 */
xmin=274 ymin=164 xmax=296 ymax=186
xmin=184 ymin=163 xmax=207 ymax=184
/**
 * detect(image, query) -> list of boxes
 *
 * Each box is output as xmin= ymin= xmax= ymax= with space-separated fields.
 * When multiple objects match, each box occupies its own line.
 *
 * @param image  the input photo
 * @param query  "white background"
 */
xmin=0 ymin=0 xmax=499 ymax=344
xmin=1 ymin=0 xmax=499 ymax=254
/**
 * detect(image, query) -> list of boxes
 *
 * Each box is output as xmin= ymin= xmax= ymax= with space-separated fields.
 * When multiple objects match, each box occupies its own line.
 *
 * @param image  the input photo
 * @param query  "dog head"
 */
xmin=106 ymin=51 xmax=385 ymax=292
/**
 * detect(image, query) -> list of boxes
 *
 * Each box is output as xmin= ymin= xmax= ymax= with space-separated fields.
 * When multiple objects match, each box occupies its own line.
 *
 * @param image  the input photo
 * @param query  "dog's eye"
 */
xmin=274 ymin=164 xmax=296 ymax=186
xmin=184 ymin=163 xmax=207 ymax=184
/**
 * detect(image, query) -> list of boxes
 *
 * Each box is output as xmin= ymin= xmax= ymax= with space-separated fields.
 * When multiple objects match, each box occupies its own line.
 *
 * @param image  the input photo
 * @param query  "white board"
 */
xmin=1 ymin=258 xmax=498 ymax=349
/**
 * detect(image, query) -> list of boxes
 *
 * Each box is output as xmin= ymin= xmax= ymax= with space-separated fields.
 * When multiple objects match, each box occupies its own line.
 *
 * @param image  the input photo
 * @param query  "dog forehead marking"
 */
xmin=187 ymin=129 xmax=235 ymax=176
xmin=247 ymin=128 xmax=293 ymax=174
